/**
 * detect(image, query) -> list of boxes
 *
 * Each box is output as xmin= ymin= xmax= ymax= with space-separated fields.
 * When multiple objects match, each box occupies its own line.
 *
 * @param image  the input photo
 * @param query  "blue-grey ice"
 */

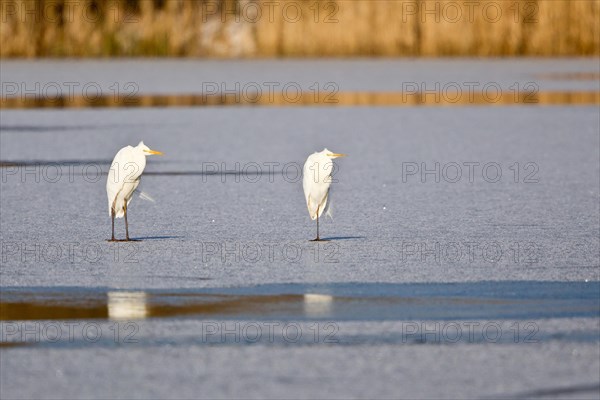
xmin=1 ymin=59 xmax=599 ymax=399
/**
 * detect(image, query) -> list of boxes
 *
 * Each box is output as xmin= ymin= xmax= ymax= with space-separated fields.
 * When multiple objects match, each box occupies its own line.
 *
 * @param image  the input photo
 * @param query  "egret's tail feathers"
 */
xmin=109 ymin=197 xmax=126 ymax=218
xmin=308 ymin=204 xmax=331 ymax=221
xmin=138 ymin=191 xmax=155 ymax=203
xmin=308 ymin=204 xmax=321 ymax=220
xmin=109 ymin=206 xmax=125 ymax=218
xmin=326 ymin=203 xmax=333 ymax=220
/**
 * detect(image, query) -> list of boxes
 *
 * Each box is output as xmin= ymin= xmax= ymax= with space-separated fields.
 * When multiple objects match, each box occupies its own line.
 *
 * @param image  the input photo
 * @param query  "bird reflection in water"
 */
xmin=107 ymin=291 xmax=148 ymax=320
xmin=303 ymin=293 xmax=334 ymax=317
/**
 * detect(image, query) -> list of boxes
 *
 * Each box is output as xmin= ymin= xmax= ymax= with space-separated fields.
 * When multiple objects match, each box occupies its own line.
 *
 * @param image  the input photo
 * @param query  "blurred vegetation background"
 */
xmin=1 ymin=0 xmax=598 ymax=58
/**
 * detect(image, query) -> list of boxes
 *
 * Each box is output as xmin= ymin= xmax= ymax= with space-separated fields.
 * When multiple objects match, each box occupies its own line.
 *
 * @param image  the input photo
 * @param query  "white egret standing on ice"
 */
xmin=106 ymin=141 xmax=163 ymax=241
xmin=302 ymin=149 xmax=346 ymax=241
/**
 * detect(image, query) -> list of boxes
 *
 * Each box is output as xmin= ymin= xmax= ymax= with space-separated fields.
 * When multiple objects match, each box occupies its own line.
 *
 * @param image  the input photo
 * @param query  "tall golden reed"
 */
xmin=1 ymin=0 xmax=598 ymax=57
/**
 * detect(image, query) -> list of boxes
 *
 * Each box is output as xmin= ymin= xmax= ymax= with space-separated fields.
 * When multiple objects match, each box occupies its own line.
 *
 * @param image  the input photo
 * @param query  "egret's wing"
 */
xmin=124 ymin=180 xmax=141 ymax=206
xmin=107 ymin=165 xmax=126 ymax=216
xmin=306 ymin=190 xmax=329 ymax=220
xmin=318 ymin=190 xmax=329 ymax=219
xmin=323 ymin=183 xmax=335 ymax=220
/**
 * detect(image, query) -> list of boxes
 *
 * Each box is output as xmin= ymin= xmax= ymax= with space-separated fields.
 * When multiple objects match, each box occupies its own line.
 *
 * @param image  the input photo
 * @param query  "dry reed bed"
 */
xmin=1 ymin=0 xmax=599 ymax=57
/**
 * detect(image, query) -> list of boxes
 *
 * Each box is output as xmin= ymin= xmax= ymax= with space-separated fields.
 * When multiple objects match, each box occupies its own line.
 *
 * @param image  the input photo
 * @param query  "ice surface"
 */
xmin=1 ymin=59 xmax=599 ymax=399
xmin=1 ymin=106 xmax=598 ymax=287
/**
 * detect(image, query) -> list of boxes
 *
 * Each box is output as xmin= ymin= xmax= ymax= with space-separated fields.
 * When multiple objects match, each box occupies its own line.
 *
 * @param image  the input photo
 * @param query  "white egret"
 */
xmin=302 ymin=149 xmax=346 ymax=241
xmin=106 ymin=141 xmax=163 ymax=241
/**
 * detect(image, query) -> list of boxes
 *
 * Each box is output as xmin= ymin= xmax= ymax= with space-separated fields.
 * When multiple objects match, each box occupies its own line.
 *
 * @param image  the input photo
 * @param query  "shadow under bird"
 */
xmin=302 ymin=148 xmax=346 ymax=241
xmin=106 ymin=141 xmax=163 ymax=241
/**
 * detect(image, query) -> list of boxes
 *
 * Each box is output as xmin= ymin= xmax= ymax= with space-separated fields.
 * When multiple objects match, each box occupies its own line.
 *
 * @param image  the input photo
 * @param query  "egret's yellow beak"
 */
xmin=328 ymin=153 xmax=347 ymax=158
xmin=144 ymin=149 xmax=164 ymax=155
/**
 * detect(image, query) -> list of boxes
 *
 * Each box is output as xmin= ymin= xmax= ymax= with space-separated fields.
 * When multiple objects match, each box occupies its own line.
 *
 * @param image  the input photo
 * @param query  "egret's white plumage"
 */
xmin=106 ymin=141 xmax=162 ymax=241
xmin=302 ymin=148 xmax=346 ymax=240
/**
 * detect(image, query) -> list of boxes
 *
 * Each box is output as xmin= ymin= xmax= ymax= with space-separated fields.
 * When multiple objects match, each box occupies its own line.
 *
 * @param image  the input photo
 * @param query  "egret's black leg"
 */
xmin=110 ymin=209 xmax=116 ymax=241
xmin=124 ymin=202 xmax=130 ymax=241
xmin=317 ymin=208 xmax=320 ymax=241
xmin=311 ymin=205 xmax=320 ymax=241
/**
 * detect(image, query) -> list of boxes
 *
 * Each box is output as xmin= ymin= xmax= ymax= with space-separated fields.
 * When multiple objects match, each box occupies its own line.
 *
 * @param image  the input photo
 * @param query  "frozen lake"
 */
xmin=1 ymin=59 xmax=599 ymax=399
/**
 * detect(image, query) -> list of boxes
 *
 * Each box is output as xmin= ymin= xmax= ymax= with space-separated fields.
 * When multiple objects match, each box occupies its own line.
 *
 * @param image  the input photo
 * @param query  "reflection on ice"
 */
xmin=2 ymin=90 xmax=598 ymax=109
xmin=107 ymin=291 xmax=148 ymax=320
xmin=1 ymin=282 xmax=598 ymax=321
xmin=303 ymin=293 xmax=333 ymax=317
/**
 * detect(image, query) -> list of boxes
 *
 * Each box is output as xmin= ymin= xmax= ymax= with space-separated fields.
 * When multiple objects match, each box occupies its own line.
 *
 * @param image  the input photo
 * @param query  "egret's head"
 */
xmin=138 ymin=141 xmax=163 ymax=156
xmin=322 ymin=148 xmax=346 ymax=159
